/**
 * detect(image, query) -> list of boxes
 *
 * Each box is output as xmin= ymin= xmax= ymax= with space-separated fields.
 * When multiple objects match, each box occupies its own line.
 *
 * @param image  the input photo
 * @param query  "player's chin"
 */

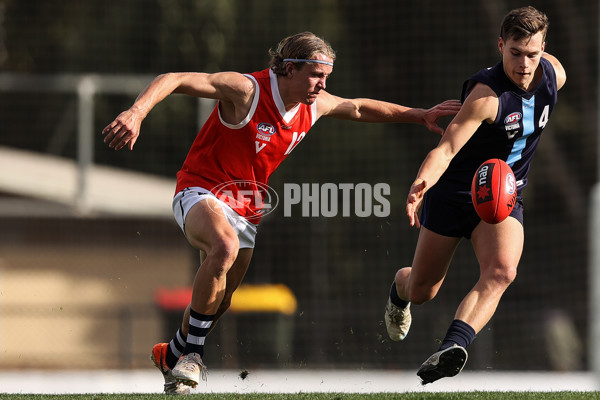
xmin=305 ymin=93 xmax=321 ymax=104
xmin=514 ymin=73 xmax=530 ymax=84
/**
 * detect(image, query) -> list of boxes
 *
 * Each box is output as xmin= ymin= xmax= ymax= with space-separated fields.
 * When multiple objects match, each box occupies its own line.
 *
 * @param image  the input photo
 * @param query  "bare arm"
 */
xmin=316 ymin=91 xmax=461 ymax=135
xmin=542 ymin=52 xmax=567 ymax=90
xmin=102 ymin=72 xmax=254 ymax=150
xmin=406 ymin=83 xmax=498 ymax=227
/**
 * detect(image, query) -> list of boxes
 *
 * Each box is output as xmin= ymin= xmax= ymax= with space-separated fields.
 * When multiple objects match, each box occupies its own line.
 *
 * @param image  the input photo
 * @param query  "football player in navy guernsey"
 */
xmin=383 ymin=6 xmax=566 ymax=384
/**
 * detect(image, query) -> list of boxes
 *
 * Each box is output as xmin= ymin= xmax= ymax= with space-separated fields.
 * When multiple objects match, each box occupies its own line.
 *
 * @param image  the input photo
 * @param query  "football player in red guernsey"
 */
xmin=384 ymin=7 xmax=566 ymax=385
xmin=103 ymin=32 xmax=460 ymax=393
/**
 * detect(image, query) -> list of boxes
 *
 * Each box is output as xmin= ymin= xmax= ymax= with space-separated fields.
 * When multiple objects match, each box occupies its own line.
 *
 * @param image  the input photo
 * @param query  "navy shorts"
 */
xmin=421 ymin=187 xmax=524 ymax=239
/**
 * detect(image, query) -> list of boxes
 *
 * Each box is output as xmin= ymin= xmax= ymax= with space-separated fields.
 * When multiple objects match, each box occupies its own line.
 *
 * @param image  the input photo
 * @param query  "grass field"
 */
xmin=0 ymin=393 xmax=598 ymax=400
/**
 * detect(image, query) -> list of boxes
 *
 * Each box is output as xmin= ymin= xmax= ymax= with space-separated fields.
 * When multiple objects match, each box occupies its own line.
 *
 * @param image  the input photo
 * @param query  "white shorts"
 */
xmin=172 ymin=187 xmax=258 ymax=249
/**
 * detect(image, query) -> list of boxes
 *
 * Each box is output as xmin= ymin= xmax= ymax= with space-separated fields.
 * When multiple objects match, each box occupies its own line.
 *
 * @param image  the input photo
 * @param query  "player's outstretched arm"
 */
xmin=317 ymin=91 xmax=461 ymax=135
xmin=102 ymin=72 xmax=254 ymax=151
xmin=405 ymin=84 xmax=497 ymax=227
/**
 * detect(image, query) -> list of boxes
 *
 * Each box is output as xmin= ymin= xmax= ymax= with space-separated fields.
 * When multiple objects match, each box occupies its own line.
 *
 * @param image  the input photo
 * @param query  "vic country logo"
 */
xmin=255 ymin=123 xmax=277 ymax=153
xmin=504 ymin=112 xmax=522 ymax=138
xmin=475 ymin=163 xmax=494 ymax=204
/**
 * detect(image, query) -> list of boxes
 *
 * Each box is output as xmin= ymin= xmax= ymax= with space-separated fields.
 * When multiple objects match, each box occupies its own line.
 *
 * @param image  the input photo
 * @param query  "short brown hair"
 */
xmin=269 ymin=32 xmax=336 ymax=76
xmin=500 ymin=6 xmax=549 ymax=42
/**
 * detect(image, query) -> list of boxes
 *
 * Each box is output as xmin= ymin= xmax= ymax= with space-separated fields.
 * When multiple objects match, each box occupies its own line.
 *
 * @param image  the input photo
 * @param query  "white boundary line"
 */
xmin=0 ymin=370 xmax=596 ymax=394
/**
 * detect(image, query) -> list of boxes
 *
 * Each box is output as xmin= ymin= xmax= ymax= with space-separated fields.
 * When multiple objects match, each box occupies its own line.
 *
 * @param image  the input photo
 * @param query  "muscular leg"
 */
xmin=385 ymin=227 xmax=460 ymax=342
xmin=411 ymin=221 xmax=520 ymax=385
xmin=170 ymin=198 xmax=256 ymax=386
xmin=455 ymin=216 xmax=523 ymax=333
xmin=401 ymin=219 xmax=522 ymax=385
xmin=179 ymin=247 xmax=253 ymax=337
xmin=167 ymin=206 xmax=253 ymax=374
xmin=183 ymin=199 xmax=242 ymax=316
xmin=395 ymin=227 xmax=461 ymax=305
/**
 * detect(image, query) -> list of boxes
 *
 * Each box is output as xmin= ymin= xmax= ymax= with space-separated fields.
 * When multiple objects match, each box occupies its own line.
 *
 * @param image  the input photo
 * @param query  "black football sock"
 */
xmin=438 ymin=319 xmax=476 ymax=351
xmin=183 ymin=308 xmax=214 ymax=357
xmin=166 ymin=327 xmax=187 ymax=369
xmin=389 ymin=282 xmax=410 ymax=309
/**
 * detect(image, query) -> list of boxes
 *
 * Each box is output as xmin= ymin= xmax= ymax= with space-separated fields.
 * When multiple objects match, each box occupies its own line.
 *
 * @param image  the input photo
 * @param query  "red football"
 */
xmin=471 ymin=159 xmax=517 ymax=224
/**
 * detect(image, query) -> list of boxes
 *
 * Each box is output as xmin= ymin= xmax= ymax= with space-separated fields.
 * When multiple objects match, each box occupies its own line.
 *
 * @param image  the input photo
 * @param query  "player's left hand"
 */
xmin=406 ymin=178 xmax=427 ymax=228
xmin=423 ymin=99 xmax=462 ymax=135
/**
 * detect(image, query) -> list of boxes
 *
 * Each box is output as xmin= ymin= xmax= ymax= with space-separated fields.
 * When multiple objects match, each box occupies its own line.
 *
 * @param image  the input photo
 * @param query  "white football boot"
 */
xmin=150 ymin=343 xmax=191 ymax=395
xmin=384 ymin=298 xmax=412 ymax=341
xmin=172 ymin=352 xmax=208 ymax=388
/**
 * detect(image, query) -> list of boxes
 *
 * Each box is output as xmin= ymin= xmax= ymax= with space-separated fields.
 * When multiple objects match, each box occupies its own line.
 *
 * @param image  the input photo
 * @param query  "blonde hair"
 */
xmin=269 ymin=32 xmax=336 ymax=76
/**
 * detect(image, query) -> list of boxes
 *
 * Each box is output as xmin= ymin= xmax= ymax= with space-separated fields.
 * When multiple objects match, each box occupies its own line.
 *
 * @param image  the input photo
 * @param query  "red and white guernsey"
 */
xmin=176 ymin=68 xmax=317 ymax=223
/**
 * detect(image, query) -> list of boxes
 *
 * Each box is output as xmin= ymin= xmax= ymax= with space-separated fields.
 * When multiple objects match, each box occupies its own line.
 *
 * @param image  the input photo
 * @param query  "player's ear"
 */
xmin=285 ymin=62 xmax=294 ymax=77
xmin=497 ymin=37 xmax=504 ymax=54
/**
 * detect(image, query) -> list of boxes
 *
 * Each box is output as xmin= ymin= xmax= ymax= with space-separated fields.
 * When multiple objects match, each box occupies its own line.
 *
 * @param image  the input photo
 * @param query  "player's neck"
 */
xmin=521 ymin=65 xmax=543 ymax=92
xmin=277 ymin=76 xmax=301 ymax=111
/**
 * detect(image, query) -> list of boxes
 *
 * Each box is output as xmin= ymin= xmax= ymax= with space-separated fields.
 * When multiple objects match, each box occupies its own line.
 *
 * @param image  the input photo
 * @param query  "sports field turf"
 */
xmin=0 ymin=393 xmax=598 ymax=399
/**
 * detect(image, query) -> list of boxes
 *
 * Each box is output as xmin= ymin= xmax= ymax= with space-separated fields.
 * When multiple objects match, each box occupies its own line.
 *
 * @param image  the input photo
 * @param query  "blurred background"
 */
xmin=0 ymin=0 xmax=596 ymax=374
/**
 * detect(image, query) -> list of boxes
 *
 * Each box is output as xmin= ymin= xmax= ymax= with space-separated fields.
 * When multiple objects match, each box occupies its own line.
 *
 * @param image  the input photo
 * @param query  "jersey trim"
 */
xmin=507 ymin=95 xmax=535 ymax=165
xmin=217 ymin=74 xmax=260 ymax=130
xmin=269 ymin=69 xmax=301 ymax=124
xmin=310 ymin=101 xmax=318 ymax=126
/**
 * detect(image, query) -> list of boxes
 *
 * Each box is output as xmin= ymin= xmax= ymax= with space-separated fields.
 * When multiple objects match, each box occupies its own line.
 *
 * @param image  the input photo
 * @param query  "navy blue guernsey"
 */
xmin=436 ymin=57 xmax=558 ymax=197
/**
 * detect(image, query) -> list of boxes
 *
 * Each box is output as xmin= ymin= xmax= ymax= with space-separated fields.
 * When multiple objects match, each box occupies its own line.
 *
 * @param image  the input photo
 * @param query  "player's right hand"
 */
xmin=406 ymin=179 xmax=427 ymax=228
xmin=102 ymin=107 xmax=143 ymax=151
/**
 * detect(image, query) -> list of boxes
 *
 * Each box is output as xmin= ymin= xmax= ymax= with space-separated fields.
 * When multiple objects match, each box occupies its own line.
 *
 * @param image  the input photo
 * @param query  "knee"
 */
xmin=214 ymin=236 xmax=239 ymax=262
xmin=205 ymin=236 xmax=239 ymax=277
xmin=483 ymin=263 xmax=517 ymax=289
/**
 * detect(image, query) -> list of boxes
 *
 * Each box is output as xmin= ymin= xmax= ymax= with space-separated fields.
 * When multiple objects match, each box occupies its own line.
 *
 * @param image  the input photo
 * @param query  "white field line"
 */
xmin=0 ymin=370 xmax=596 ymax=394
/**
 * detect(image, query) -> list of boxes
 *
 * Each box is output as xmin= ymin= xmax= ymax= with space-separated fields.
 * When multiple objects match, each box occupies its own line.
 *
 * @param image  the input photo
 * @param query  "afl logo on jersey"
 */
xmin=504 ymin=112 xmax=522 ymax=125
xmin=257 ymin=122 xmax=276 ymax=135
xmin=504 ymin=112 xmax=522 ymax=138
xmin=256 ymin=122 xmax=276 ymax=142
